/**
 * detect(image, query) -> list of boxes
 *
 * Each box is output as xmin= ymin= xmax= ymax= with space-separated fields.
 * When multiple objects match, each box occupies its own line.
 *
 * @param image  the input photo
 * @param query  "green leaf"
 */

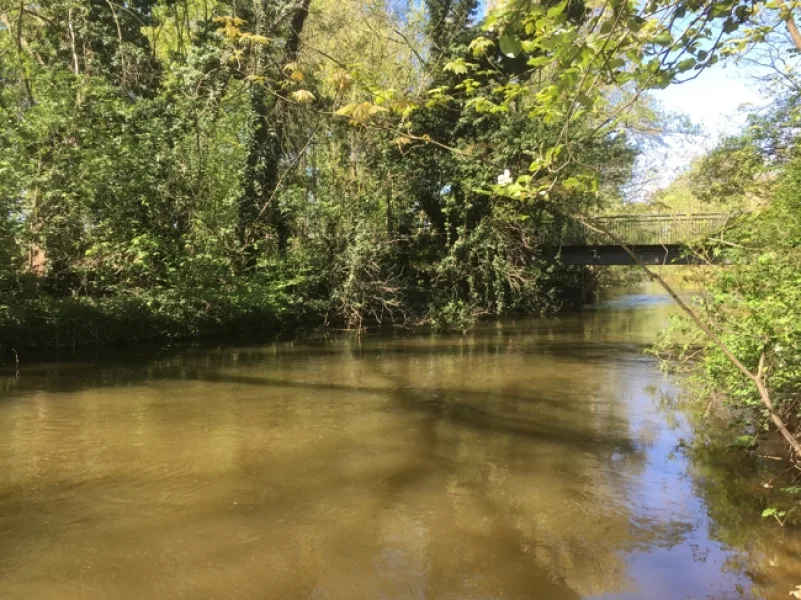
xmin=626 ymin=17 xmax=645 ymax=32
xmin=499 ymin=34 xmax=522 ymax=58
xmin=654 ymin=32 xmax=673 ymax=46
xmin=608 ymin=57 xmax=625 ymax=69
xmin=576 ymin=93 xmax=594 ymax=109
xmin=546 ymin=0 xmax=567 ymax=19
xmin=444 ymin=58 xmax=470 ymax=75
xmin=527 ymin=56 xmax=551 ymax=67
xmin=291 ymin=89 xmax=315 ymax=103
xmin=468 ymin=37 xmax=494 ymax=57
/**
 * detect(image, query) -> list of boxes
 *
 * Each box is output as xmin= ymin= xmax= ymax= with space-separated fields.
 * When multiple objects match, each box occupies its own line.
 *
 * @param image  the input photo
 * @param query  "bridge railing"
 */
xmin=541 ymin=213 xmax=736 ymax=246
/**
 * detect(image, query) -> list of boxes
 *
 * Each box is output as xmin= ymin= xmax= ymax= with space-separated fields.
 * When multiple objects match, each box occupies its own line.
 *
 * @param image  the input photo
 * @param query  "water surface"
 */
xmin=1 ymin=287 xmax=799 ymax=599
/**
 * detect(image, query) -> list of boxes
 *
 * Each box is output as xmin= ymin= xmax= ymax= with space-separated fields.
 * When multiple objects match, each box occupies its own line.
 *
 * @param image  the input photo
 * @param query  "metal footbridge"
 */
xmin=543 ymin=213 xmax=736 ymax=265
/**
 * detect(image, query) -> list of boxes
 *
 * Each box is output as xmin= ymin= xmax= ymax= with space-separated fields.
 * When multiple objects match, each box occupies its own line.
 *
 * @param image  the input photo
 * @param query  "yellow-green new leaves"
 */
xmin=214 ymin=16 xmax=271 ymax=45
xmin=468 ymin=37 xmax=495 ymax=57
xmin=283 ymin=62 xmax=305 ymax=82
xmin=456 ymin=0 xmax=757 ymax=204
xmin=211 ymin=14 xmax=274 ymax=71
xmin=214 ymin=16 xmax=246 ymax=39
xmin=291 ymin=90 xmax=315 ymax=103
xmin=328 ymin=70 xmax=353 ymax=93
xmin=546 ymin=0 xmax=568 ymax=20
xmin=392 ymin=136 xmax=414 ymax=152
xmin=465 ymin=97 xmax=508 ymax=114
xmin=443 ymin=58 xmax=476 ymax=75
xmin=239 ymin=33 xmax=272 ymax=46
xmin=529 ymin=144 xmax=563 ymax=174
xmin=335 ymin=101 xmax=389 ymax=123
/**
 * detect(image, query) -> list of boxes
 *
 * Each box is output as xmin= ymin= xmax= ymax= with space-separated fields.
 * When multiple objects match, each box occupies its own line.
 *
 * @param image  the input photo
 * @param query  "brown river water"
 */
xmin=0 ymin=286 xmax=799 ymax=599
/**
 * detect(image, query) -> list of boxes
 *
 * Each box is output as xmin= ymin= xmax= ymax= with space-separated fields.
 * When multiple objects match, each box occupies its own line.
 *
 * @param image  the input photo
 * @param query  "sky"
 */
xmin=630 ymin=62 xmax=768 ymax=195
xmin=654 ymin=63 xmax=765 ymax=142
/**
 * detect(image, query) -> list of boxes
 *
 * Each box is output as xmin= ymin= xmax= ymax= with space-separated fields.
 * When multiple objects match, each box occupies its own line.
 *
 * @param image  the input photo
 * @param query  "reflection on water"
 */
xmin=0 ymin=286 xmax=798 ymax=599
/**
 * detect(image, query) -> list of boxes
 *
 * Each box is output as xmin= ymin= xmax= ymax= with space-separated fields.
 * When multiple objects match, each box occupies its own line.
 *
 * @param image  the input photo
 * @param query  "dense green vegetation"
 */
xmin=1 ymin=0 xmax=640 ymax=348
xmin=657 ymin=99 xmax=801 ymax=463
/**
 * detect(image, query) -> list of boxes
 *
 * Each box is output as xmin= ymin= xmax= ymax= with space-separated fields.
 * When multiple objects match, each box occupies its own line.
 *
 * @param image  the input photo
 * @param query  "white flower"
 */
xmin=497 ymin=169 xmax=513 ymax=185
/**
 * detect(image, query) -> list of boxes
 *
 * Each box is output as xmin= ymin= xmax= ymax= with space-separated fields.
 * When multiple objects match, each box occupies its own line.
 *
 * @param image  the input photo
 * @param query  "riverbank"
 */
xmin=0 ymin=267 xmax=592 ymax=355
xmin=0 ymin=284 xmax=315 ymax=356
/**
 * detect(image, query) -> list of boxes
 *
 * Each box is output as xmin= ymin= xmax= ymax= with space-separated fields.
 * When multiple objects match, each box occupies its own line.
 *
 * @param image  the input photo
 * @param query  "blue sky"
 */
xmin=654 ymin=63 xmax=764 ymax=142
xmin=629 ymin=61 xmax=768 ymax=194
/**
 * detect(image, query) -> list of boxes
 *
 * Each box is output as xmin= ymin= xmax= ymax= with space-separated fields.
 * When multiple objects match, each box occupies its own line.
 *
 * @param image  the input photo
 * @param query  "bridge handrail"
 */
xmin=540 ymin=212 xmax=742 ymax=246
xmin=588 ymin=212 xmax=735 ymax=221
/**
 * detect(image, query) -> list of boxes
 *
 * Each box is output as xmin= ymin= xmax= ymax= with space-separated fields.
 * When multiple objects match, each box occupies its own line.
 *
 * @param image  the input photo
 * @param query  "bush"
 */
xmin=0 ymin=282 xmax=308 ymax=351
xmin=659 ymin=159 xmax=801 ymax=436
xmin=428 ymin=299 xmax=478 ymax=334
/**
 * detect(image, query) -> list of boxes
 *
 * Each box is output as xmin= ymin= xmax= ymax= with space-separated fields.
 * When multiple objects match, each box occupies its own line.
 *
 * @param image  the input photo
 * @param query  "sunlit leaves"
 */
xmin=392 ymin=136 xmax=413 ymax=151
xmin=291 ymin=89 xmax=315 ymax=103
xmin=575 ymin=93 xmax=594 ymax=109
xmin=456 ymin=78 xmax=481 ymax=95
xmin=425 ymin=85 xmax=453 ymax=107
xmin=465 ymin=96 xmax=507 ymax=114
xmin=283 ymin=62 xmax=305 ymax=82
xmin=446 ymin=0 xmax=759 ymax=202
xmin=214 ymin=16 xmax=246 ymax=39
xmin=239 ymin=33 xmax=272 ymax=46
xmin=499 ymin=34 xmax=522 ymax=57
xmin=545 ymin=0 xmax=568 ymax=20
xmin=335 ymin=101 xmax=388 ymax=123
xmin=328 ymin=69 xmax=353 ymax=92
xmin=652 ymin=31 xmax=673 ymax=47
xmin=468 ymin=37 xmax=494 ymax=57
xmin=443 ymin=58 xmax=475 ymax=75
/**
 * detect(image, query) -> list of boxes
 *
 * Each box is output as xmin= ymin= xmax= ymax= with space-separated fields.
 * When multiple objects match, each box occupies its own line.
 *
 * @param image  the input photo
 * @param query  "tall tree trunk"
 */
xmin=239 ymin=0 xmax=311 ymax=260
xmin=777 ymin=0 xmax=801 ymax=51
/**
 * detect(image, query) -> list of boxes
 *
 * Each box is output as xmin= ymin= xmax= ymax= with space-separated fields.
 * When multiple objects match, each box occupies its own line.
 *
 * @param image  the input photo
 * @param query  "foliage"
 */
xmin=428 ymin=300 xmax=478 ymax=334
xmin=0 ymin=0 xmax=627 ymax=347
xmin=441 ymin=0 xmax=764 ymax=206
xmin=689 ymin=136 xmax=769 ymax=207
xmin=700 ymin=163 xmax=801 ymax=426
xmin=656 ymin=103 xmax=801 ymax=459
xmin=0 ymin=282 xmax=303 ymax=350
xmin=0 ymin=0 xmax=793 ymax=349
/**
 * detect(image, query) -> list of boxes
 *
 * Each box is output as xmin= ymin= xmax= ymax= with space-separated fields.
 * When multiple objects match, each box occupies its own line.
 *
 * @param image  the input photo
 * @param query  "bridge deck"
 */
xmin=550 ymin=245 xmax=704 ymax=266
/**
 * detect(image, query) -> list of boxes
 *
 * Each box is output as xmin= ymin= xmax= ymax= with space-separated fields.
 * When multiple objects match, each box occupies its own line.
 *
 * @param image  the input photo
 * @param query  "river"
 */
xmin=0 ymin=285 xmax=799 ymax=599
